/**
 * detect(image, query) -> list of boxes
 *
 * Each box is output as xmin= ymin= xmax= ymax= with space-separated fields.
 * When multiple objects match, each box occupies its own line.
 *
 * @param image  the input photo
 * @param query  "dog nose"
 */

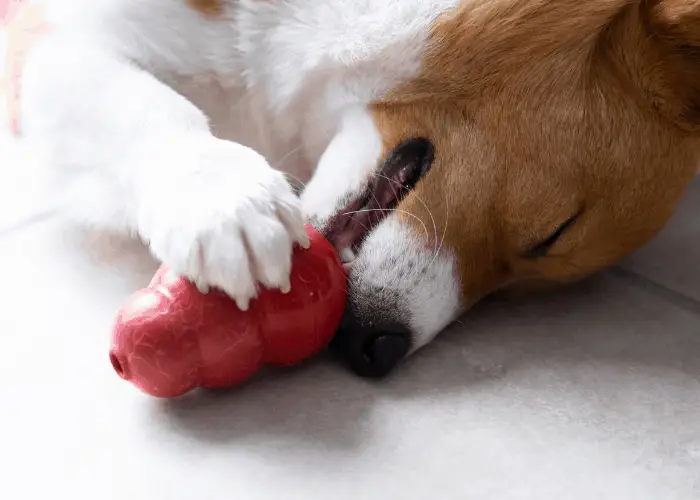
xmin=331 ymin=307 xmax=411 ymax=378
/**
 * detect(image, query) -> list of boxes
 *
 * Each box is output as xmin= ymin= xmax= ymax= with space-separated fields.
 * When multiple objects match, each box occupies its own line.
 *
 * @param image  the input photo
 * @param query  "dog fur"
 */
xmin=12 ymin=0 xmax=700 ymax=374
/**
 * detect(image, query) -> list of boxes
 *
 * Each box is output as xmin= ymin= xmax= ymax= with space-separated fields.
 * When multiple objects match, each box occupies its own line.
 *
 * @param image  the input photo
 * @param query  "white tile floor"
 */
xmin=2 ymin=167 xmax=700 ymax=499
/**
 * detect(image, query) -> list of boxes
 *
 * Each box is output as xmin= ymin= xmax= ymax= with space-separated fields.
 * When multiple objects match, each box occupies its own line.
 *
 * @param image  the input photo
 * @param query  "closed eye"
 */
xmin=523 ymin=210 xmax=582 ymax=259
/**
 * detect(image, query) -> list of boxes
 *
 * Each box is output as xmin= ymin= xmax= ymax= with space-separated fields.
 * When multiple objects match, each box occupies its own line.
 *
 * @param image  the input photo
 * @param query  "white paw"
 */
xmin=137 ymin=136 xmax=309 ymax=310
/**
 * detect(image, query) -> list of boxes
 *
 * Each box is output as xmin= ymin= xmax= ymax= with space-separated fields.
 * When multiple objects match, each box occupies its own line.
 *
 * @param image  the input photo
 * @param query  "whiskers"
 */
xmin=340 ymin=207 xmax=429 ymax=240
xmin=269 ymin=143 xmax=451 ymax=269
xmin=369 ymin=172 xmax=449 ymax=262
xmin=266 ymin=143 xmax=310 ymax=192
xmin=428 ymin=190 xmax=449 ymax=269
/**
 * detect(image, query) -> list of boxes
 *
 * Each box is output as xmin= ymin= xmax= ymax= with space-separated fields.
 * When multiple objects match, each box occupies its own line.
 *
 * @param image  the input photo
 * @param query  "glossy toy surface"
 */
xmin=109 ymin=225 xmax=347 ymax=398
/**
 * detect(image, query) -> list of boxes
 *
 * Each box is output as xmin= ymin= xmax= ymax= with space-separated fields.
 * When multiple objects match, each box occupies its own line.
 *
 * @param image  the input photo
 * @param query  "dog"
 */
xmin=13 ymin=0 xmax=700 ymax=378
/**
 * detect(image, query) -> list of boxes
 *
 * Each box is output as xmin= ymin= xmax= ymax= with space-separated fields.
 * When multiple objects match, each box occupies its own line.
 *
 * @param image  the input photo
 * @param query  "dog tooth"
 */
xmin=340 ymin=247 xmax=356 ymax=263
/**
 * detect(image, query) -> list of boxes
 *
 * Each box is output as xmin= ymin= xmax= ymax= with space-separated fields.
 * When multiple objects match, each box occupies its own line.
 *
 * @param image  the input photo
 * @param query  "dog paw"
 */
xmin=138 ymin=136 xmax=309 ymax=310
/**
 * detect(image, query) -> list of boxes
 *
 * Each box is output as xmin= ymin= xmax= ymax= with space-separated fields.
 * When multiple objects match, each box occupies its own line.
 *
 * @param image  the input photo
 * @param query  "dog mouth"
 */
xmin=322 ymin=138 xmax=435 ymax=263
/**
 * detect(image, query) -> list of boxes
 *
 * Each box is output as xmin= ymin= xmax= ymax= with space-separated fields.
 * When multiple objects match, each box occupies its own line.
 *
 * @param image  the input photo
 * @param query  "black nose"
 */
xmin=331 ymin=307 xmax=411 ymax=378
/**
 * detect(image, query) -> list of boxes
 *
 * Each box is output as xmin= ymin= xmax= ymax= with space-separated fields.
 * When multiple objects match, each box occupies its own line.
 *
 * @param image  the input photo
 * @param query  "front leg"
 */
xmin=20 ymin=35 xmax=307 ymax=308
xmin=136 ymin=135 xmax=309 ymax=310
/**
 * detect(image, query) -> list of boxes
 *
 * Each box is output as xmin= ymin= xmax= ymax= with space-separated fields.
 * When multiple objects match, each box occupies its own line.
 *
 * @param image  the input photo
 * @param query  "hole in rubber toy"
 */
xmin=110 ymin=352 xmax=125 ymax=378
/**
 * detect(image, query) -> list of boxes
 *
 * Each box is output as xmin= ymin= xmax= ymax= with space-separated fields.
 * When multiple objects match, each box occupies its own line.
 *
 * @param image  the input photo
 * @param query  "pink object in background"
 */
xmin=1 ymin=0 xmax=47 ymax=134
xmin=0 ymin=0 xmax=24 ymax=25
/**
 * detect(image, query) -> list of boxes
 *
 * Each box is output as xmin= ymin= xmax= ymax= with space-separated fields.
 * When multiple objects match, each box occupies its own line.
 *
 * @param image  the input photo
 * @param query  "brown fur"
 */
xmin=186 ymin=0 xmax=222 ymax=15
xmin=371 ymin=0 xmax=700 ymax=303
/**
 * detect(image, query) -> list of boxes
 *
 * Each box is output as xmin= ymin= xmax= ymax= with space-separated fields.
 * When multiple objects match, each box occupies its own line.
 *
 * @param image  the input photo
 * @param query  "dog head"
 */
xmin=302 ymin=0 xmax=700 ymax=377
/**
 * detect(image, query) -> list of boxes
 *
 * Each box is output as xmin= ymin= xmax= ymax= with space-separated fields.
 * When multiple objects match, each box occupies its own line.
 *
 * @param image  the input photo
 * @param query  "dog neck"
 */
xmin=235 ymin=0 xmax=461 ymax=111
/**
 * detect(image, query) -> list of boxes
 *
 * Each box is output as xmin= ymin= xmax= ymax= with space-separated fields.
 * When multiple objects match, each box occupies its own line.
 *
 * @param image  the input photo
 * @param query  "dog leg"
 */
xmin=20 ymin=36 xmax=308 ymax=309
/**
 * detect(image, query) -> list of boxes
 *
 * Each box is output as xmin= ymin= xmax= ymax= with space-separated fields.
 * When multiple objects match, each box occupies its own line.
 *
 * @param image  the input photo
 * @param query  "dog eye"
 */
xmin=523 ymin=211 xmax=581 ymax=259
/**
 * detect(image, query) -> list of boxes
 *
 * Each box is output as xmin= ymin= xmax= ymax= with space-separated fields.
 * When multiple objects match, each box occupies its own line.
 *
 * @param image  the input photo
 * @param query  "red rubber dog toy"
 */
xmin=109 ymin=225 xmax=346 ymax=398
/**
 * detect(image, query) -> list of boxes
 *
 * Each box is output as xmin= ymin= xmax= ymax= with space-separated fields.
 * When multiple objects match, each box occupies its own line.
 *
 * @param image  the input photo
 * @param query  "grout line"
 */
xmin=611 ymin=266 xmax=700 ymax=316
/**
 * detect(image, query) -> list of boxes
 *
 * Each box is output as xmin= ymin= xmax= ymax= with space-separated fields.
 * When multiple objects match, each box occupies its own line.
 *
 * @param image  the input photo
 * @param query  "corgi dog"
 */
xmin=14 ymin=0 xmax=700 ymax=377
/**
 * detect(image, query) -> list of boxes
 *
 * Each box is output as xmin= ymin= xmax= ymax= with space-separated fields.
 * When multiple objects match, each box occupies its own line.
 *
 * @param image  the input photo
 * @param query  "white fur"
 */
xmin=351 ymin=217 xmax=463 ymax=352
xmin=17 ymin=0 xmax=463 ymax=351
xmin=300 ymin=107 xmax=382 ymax=224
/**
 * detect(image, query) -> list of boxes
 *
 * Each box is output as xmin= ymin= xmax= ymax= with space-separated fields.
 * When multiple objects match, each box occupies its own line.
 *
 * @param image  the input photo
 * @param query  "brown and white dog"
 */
xmin=13 ymin=0 xmax=700 ymax=377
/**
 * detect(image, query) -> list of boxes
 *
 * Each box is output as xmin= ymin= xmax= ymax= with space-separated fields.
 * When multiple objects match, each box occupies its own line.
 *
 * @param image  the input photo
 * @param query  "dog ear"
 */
xmin=643 ymin=0 xmax=700 ymax=130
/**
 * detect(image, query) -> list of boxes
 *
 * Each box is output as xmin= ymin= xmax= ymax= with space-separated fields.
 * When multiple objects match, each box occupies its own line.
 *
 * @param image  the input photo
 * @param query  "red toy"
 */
xmin=109 ymin=225 xmax=346 ymax=398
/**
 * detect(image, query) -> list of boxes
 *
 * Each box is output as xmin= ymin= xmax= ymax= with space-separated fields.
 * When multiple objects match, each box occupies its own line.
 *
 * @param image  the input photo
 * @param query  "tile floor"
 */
xmin=1 ymin=177 xmax=699 ymax=499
